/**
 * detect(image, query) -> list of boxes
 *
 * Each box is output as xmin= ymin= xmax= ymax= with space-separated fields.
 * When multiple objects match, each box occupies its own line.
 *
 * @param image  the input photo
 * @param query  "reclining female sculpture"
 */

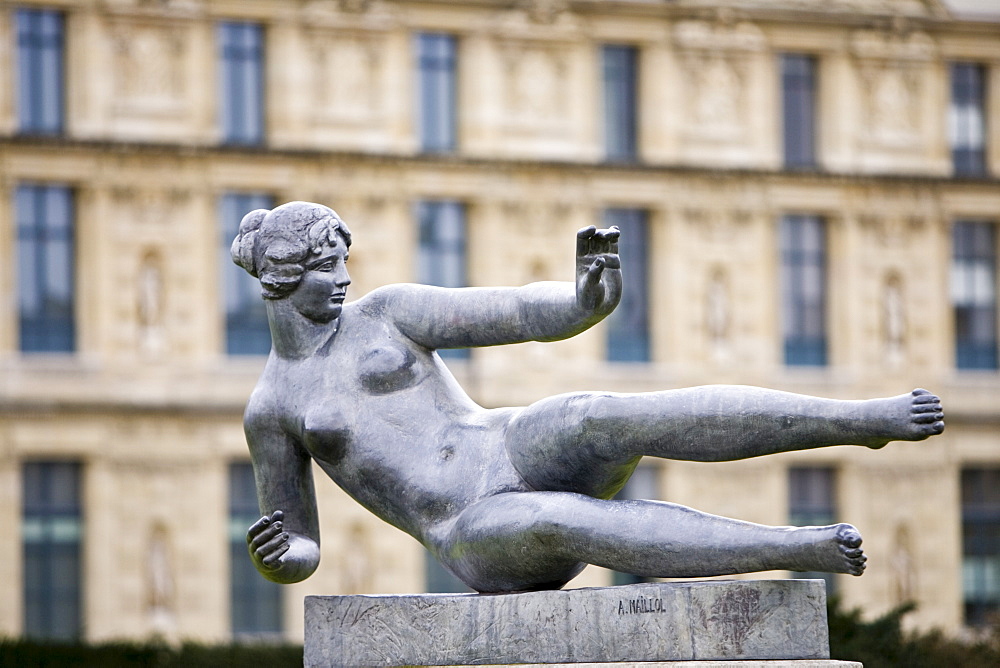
xmin=233 ymin=201 xmax=945 ymax=594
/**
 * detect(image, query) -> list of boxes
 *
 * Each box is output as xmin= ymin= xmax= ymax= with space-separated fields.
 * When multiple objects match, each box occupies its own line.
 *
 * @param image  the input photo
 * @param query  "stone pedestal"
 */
xmin=305 ymin=580 xmax=855 ymax=668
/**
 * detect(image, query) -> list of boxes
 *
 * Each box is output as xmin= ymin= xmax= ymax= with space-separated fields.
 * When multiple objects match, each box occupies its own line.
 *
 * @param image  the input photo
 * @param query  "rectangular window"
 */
xmin=950 ymin=63 xmax=987 ymax=177
xmin=604 ymin=208 xmax=649 ymax=362
xmin=952 ymin=221 xmax=998 ymax=370
xmin=16 ymin=8 xmax=64 ymax=135
xmin=229 ymin=462 xmax=283 ymax=638
xmin=603 ymin=45 xmax=638 ymax=162
xmin=219 ymin=22 xmax=265 ymax=145
xmin=781 ymin=54 xmax=817 ymax=169
xmin=962 ymin=468 xmax=1000 ymax=626
xmin=221 ymin=193 xmax=274 ymax=355
xmin=789 ymin=466 xmax=837 ymax=594
xmin=23 ymin=461 xmax=82 ymax=640
xmin=416 ymin=201 xmax=468 ymax=360
xmin=17 ymin=184 xmax=75 ymax=353
xmin=781 ymin=214 xmax=826 ymax=366
xmin=416 ymin=33 xmax=457 ymax=153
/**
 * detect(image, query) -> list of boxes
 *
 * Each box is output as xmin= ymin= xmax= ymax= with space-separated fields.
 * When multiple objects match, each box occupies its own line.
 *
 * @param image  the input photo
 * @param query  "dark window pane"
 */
xmin=17 ymin=184 xmax=75 ymax=353
xmin=219 ymin=22 xmax=265 ymax=145
xmin=16 ymin=9 xmax=64 ymax=134
xmin=962 ymin=468 xmax=1000 ymax=626
xmin=603 ymin=45 xmax=638 ymax=162
xmin=953 ymin=221 xmax=998 ymax=370
xmin=781 ymin=54 xmax=816 ymax=169
xmin=950 ymin=63 xmax=988 ymax=177
xmin=605 ymin=209 xmax=649 ymax=362
xmin=229 ymin=462 xmax=283 ymax=637
xmin=416 ymin=33 xmax=457 ymax=152
xmin=416 ymin=201 xmax=469 ymax=360
xmin=781 ymin=215 xmax=827 ymax=366
xmin=789 ymin=467 xmax=837 ymax=595
xmin=221 ymin=193 xmax=273 ymax=355
xmin=22 ymin=461 xmax=82 ymax=640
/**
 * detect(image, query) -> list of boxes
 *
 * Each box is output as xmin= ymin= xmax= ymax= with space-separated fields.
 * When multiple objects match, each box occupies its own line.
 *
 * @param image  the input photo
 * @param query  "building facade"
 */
xmin=0 ymin=0 xmax=998 ymax=643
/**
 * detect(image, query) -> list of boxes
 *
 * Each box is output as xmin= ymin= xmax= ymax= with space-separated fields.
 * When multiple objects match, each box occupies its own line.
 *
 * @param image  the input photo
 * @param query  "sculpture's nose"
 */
xmin=335 ymin=264 xmax=351 ymax=287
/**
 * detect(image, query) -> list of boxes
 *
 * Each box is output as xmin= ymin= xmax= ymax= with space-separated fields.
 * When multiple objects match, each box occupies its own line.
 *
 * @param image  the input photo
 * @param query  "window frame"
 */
xmin=415 ymin=32 xmax=458 ymax=153
xmin=961 ymin=467 xmax=1000 ymax=627
xmin=780 ymin=214 xmax=827 ymax=366
xmin=950 ymin=62 xmax=988 ymax=178
xmin=15 ymin=8 xmax=65 ymax=135
xmin=218 ymin=21 xmax=266 ymax=146
xmin=22 ymin=460 xmax=83 ymax=640
xmin=780 ymin=53 xmax=818 ymax=170
xmin=602 ymin=44 xmax=639 ymax=163
xmin=952 ymin=220 xmax=998 ymax=370
xmin=16 ymin=183 xmax=75 ymax=354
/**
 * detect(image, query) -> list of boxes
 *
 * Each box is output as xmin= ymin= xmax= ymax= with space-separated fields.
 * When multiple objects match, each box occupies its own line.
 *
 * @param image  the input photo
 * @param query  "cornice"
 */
xmin=2 ymin=135 xmax=997 ymax=191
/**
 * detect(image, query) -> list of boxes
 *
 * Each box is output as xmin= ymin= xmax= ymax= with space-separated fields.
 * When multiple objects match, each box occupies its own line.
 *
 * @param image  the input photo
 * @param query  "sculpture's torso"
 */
xmin=246 ymin=297 xmax=529 ymax=546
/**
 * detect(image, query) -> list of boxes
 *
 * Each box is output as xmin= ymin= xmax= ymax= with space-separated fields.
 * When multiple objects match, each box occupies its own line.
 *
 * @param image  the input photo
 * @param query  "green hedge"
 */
xmin=0 ymin=639 xmax=302 ymax=668
xmin=829 ymin=598 xmax=1000 ymax=668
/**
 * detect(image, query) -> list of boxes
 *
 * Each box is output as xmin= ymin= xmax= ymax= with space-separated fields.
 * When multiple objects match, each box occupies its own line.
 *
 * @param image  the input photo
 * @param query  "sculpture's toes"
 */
xmin=836 ymin=525 xmax=866 ymax=576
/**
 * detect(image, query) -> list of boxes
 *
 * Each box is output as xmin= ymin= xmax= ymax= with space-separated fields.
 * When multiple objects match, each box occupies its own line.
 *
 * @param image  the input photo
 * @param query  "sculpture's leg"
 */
xmin=504 ymin=386 xmax=943 ymax=496
xmin=438 ymin=491 xmax=865 ymax=594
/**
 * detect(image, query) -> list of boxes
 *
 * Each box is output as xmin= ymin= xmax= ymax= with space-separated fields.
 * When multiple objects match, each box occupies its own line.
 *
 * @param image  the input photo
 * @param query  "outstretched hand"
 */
xmin=247 ymin=510 xmax=289 ymax=571
xmin=576 ymin=226 xmax=622 ymax=318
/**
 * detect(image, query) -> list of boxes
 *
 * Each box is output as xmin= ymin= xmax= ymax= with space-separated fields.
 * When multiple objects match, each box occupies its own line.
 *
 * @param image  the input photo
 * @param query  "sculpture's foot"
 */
xmin=862 ymin=388 xmax=944 ymax=449
xmin=791 ymin=523 xmax=866 ymax=576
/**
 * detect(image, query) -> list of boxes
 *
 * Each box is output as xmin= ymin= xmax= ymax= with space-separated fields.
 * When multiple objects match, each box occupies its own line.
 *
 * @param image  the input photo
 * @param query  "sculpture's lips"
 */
xmin=330 ymin=294 xmax=346 ymax=303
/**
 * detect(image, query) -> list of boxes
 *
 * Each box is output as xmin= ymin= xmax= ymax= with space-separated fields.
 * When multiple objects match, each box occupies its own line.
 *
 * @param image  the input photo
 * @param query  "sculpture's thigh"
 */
xmin=435 ymin=492 xmax=587 ymax=593
xmin=504 ymin=392 xmax=641 ymax=499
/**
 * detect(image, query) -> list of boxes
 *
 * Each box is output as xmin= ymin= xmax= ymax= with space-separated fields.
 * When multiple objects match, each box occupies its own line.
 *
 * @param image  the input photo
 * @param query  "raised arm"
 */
xmin=385 ymin=226 xmax=622 ymax=349
xmin=244 ymin=405 xmax=321 ymax=584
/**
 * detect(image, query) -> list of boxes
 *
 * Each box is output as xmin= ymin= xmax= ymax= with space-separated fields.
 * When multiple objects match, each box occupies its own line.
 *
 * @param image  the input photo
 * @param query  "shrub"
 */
xmin=828 ymin=598 xmax=1000 ymax=668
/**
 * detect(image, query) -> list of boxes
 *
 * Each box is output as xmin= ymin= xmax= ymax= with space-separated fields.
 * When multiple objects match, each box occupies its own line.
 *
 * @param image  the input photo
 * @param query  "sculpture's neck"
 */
xmin=266 ymin=299 xmax=339 ymax=360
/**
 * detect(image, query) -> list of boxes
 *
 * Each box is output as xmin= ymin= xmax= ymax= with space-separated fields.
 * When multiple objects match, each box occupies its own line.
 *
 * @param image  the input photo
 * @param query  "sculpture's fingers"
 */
xmin=261 ymin=541 xmax=290 ymax=568
xmin=577 ymin=226 xmax=597 ymax=257
xmin=246 ymin=515 xmax=272 ymax=544
xmin=256 ymin=531 xmax=289 ymax=560
xmin=581 ymin=258 xmax=606 ymax=305
xmin=603 ymin=226 xmax=620 ymax=256
xmin=593 ymin=228 xmax=614 ymax=254
xmin=249 ymin=520 xmax=283 ymax=551
xmin=587 ymin=257 xmax=606 ymax=281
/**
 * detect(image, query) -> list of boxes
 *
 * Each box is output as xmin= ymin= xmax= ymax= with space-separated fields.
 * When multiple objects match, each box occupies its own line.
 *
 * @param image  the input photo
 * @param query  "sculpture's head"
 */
xmin=231 ymin=201 xmax=352 ymax=322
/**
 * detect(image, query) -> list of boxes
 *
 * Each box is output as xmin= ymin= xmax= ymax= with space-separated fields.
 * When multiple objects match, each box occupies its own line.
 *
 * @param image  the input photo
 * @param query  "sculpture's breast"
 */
xmin=302 ymin=407 xmax=351 ymax=464
xmin=357 ymin=344 xmax=419 ymax=395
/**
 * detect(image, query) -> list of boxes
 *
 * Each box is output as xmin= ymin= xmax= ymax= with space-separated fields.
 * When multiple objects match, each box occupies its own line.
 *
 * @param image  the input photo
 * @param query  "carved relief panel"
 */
xmin=850 ymin=30 xmax=936 ymax=154
xmin=500 ymin=42 xmax=570 ymax=134
xmin=108 ymin=20 xmax=189 ymax=117
xmin=305 ymin=30 xmax=385 ymax=127
xmin=674 ymin=20 xmax=765 ymax=143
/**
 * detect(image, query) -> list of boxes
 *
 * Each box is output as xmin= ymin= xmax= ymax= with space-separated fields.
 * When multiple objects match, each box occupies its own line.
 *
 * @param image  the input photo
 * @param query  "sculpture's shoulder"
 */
xmin=351 ymin=283 xmax=424 ymax=320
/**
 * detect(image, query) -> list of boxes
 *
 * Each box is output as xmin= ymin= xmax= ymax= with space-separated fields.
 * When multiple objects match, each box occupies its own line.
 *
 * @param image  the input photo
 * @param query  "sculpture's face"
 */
xmin=289 ymin=238 xmax=351 ymax=324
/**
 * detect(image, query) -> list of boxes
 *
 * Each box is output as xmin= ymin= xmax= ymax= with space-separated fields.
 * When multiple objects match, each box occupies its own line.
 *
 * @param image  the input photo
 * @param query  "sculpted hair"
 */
xmin=231 ymin=201 xmax=353 ymax=300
